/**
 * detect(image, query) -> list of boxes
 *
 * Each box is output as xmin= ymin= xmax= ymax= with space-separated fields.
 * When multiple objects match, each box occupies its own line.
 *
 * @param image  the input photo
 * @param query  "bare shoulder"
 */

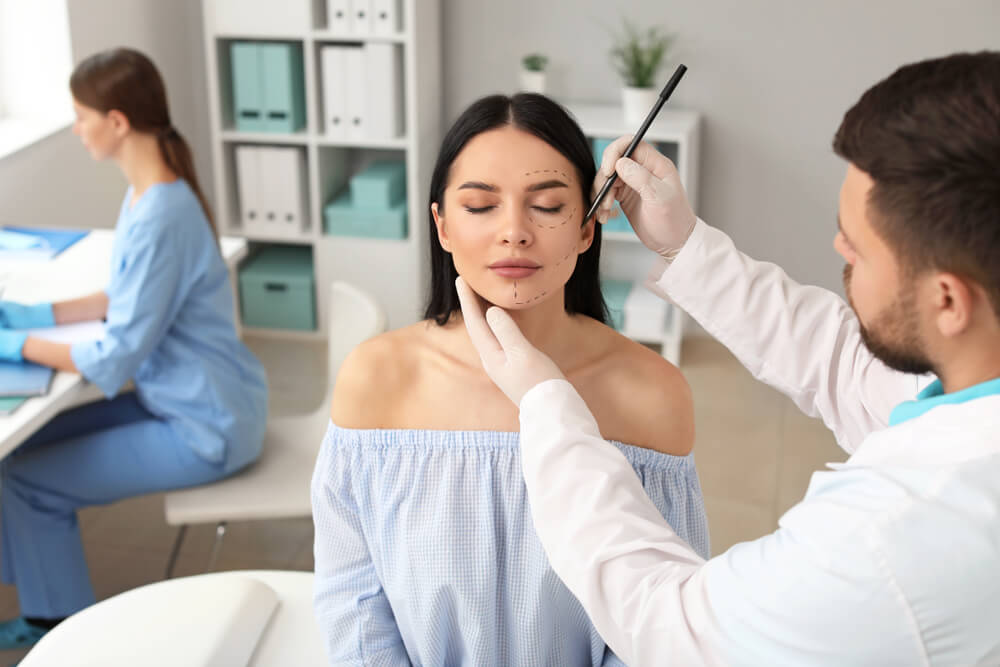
xmin=329 ymin=322 xmax=424 ymax=428
xmin=577 ymin=323 xmax=694 ymax=456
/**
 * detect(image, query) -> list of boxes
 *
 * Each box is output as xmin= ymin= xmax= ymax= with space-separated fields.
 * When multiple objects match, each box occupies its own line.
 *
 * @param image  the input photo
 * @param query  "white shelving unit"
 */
xmin=562 ymin=102 xmax=702 ymax=364
xmin=201 ymin=0 xmax=442 ymax=337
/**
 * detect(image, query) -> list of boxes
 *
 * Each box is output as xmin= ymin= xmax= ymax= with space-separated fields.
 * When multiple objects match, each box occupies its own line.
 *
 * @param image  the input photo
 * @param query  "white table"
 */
xmin=0 ymin=230 xmax=247 ymax=458
xmin=20 ymin=570 xmax=324 ymax=666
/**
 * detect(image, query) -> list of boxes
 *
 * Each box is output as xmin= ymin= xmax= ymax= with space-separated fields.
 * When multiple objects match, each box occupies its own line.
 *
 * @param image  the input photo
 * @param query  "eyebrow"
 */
xmin=457 ymin=181 xmax=498 ymax=192
xmin=455 ymin=179 xmax=570 ymax=193
xmin=526 ymin=179 xmax=568 ymax=192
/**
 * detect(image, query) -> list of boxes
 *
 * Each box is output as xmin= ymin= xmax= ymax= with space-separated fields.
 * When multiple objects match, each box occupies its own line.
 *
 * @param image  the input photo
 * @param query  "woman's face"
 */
xmin=432 ymin=126 xmax=594 ymax=310
xmin=71 ymin=99 xmax=124 ymax=160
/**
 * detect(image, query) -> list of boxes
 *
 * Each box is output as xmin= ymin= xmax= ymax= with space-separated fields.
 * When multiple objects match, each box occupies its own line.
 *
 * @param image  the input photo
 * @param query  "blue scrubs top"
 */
xmin=71 ymin=180 xmax=268 ymax=473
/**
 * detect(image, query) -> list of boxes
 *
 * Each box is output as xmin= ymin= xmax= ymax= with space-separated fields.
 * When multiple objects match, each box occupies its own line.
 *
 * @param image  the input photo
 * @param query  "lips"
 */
xmin=489 ymin=258 xmax=540 ymax=279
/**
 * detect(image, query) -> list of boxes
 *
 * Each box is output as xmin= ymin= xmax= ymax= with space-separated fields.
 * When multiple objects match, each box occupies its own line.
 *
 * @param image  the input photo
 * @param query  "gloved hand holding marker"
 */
xmin=590 ymin=64 xmax=698 ymax=261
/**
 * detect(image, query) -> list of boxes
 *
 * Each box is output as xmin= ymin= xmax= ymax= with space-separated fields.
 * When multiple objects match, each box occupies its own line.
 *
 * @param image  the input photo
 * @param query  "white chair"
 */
xmin=162 ymin=281 xmax=387 ymax=578
xmin=21 ymin=570 xmax=324 ymax=667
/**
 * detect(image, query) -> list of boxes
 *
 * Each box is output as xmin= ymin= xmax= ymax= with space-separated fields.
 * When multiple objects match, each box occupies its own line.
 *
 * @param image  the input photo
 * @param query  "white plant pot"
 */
xmin=520 ymin=70 xmax=547 ymax=94
xmin=622 ymin=86 xmax=659 ymax=124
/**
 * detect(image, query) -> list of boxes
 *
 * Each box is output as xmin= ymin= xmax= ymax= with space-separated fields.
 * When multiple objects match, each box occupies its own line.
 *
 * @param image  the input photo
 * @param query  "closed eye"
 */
xmin=533 ymin=205 xmax=564 ymax=214
xmin=465 ymin=205 xmax=496 ymax=214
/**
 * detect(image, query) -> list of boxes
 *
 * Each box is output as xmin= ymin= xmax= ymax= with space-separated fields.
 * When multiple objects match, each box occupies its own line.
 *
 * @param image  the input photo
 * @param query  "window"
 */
xmin=0 ymin=0 xmax=73 ymax=159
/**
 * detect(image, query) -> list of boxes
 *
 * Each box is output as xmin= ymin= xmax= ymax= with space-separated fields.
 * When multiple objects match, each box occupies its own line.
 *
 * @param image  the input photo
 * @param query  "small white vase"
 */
xmin=622 ymin=86 xmax=659 ymax=124
xmin=519 ymin=70 xmax=547 ymax=94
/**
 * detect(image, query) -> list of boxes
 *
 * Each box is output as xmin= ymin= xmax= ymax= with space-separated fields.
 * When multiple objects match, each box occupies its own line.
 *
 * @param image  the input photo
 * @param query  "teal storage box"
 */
xmin=601 ymin=279 xmax=631 ymax=331
xmin=324 ymin=191 xmax=407 ymax=239
xmin=603 ymin=214 xmax=632 ymax=234
xmin=238 ymin=246 xmax=315 ymax=330
xmin=231 ymin=42 xmax=267 ymax=132
xmin=231 ymin=42 xmax=305 ymax=133
xmin=350 ymin=161 xmax=406 ymax=209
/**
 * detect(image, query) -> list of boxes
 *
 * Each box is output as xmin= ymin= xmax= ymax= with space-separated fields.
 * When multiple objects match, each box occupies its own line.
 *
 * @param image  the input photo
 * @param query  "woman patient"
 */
xmin=312 ymin=93 xmax=709 ymax=665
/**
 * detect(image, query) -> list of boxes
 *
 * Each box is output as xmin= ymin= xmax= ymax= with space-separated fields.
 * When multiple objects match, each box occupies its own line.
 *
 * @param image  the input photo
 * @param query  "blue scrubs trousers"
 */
xmin=0 ymin=394 xmax=227 ymax=618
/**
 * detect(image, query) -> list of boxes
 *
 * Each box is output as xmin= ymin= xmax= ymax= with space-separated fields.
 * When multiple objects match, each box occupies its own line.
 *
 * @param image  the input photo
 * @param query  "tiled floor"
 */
xmin=0 ymin=334 xmax=845 ymax=663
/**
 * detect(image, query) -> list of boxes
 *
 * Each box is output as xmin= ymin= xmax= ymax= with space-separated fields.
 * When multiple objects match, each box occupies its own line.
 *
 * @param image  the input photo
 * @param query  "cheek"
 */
xmin=443 ymin=219 xmax=492 ymax=268
xmin=850 ymin=262 xmax=891 ymax=320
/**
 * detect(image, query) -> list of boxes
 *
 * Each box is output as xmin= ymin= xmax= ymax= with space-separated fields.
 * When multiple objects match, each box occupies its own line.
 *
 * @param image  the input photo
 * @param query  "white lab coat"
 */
xmin=518 ymin=219 xmax=1000 ymax=666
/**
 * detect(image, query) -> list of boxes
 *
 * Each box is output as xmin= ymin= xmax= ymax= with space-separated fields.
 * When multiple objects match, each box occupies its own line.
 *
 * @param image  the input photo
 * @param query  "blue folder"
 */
xmin=0 ymin=226 xmax=89 ymax=260
xmin=0 ymin=361 xmax=54 ymax=398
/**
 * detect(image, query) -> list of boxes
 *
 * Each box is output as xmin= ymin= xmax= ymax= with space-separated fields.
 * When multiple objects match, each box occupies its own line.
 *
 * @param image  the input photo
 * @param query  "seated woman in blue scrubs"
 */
xmin=311 ymin=94 xmax=709 ymax=665
xmin=0 ymin=48 xmax=267 ymax=646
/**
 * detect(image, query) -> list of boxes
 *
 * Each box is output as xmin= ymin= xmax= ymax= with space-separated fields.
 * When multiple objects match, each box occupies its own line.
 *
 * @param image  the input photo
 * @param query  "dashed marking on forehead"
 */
xmin=524 ymin=169 xmax=572 ymax=181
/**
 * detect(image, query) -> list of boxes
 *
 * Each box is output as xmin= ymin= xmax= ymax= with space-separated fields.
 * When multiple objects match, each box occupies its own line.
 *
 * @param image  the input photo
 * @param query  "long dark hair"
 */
xmin=70 ymin=48 xmax=217 ymax=238
xmin=425 ymin=93 xmax=606 ymax=325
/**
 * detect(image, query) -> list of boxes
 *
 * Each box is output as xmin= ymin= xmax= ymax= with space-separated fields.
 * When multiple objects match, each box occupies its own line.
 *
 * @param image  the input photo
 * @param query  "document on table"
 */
xmin=26 ymin=320 xmax=105 ymax=344
xmin=0 ymin=362 xmax=53 ymax=397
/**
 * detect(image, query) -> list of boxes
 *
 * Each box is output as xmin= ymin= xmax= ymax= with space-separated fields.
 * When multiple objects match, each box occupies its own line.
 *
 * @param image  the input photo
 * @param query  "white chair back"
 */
xmin=326 ymin=280 xmax=388 ymax=387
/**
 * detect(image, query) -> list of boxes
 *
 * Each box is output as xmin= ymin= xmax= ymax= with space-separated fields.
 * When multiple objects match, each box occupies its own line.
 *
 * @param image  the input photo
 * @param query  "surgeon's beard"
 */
xmin=843 ymin=264 xmax=936 ymax=375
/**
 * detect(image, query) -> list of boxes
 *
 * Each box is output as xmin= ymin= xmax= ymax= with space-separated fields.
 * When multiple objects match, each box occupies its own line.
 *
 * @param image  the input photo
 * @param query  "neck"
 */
xmin=934 ymin=327 xmax=1000 ymax=394
xmin=114 ymin=133 xmax=176 ymax=200
xmin=455 ymin=289 xmax=581 ymax=370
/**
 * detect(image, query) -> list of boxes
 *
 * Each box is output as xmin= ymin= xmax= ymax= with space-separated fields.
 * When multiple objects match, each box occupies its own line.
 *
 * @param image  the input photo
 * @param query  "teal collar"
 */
xmin=890 ymin=376 xmax=1000 ymax=426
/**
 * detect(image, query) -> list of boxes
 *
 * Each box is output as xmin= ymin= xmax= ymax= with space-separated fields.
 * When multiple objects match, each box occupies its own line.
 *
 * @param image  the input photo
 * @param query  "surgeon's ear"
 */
xmin=432 ymin=202 xmax=452 ymax=252
xmin=577 ymin=215 xmax=595 ymax=254
xmin=933 ymin=272 xmax=975 ymax=338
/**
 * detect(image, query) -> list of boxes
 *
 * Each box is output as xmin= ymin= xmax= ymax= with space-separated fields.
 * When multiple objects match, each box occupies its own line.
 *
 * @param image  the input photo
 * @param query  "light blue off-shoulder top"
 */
xmin=311 ymin=422 xmax=710 ymax=666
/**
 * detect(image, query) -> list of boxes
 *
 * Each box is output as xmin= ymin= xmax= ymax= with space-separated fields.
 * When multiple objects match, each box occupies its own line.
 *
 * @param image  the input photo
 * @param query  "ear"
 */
xmin=932 ymin=272 xmax=975 ymax=338
xmin=577 ymin=215 xmax=595 ymax=255
xmin=107 ymin=109 xmax=131 ymax=138
xmin=431 ymin=202 xmax=451 ymax=253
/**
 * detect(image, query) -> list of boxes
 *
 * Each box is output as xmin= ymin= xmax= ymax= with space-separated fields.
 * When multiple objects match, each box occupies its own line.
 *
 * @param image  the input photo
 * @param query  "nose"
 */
xmin=500 ymin=208 xmax=534 ymax=247
xmin=833 ymin=231 xmax=853 ymax=264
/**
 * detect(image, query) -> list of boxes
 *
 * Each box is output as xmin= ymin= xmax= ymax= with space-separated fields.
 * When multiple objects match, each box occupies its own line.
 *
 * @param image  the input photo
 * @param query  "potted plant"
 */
xmin=520 ymin=53 xmax=548 ymax=94
xmin=610 ymin=19 xmax=673 ymax=123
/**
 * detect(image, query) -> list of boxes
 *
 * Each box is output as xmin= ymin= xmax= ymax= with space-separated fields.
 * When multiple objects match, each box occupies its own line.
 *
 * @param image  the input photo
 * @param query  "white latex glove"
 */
xmin=455 ymin=277 xmax=566 ymax=407
xmin=593 ymin=136 xmax=697 ymax=260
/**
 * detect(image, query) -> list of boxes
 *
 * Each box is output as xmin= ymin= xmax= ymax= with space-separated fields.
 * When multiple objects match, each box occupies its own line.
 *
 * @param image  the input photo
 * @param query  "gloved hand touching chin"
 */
xmin=455 ymin=277 xmax=565 ymax=407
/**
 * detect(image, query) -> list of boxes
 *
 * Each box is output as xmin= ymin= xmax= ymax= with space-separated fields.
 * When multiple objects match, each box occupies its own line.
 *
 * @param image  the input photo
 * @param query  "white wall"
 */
xmin=0 ymin=0 xmax=208 ymax=230
xmin=441 ymin=0 xmax=1000 ymax=294
xmin=1 ymin=1 xmax=998 ymax=297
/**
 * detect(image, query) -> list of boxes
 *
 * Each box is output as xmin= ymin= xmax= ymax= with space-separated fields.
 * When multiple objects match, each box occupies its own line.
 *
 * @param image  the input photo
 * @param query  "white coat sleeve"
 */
xmin=518 ymin=380 xmax=925 ymax=667
xmin=647 ymin=219 xmax=924 ymax=453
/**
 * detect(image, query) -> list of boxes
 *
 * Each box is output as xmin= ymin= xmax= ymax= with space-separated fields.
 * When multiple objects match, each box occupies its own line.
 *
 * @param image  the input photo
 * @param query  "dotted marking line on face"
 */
xmin=524 ymin=169 xmax=571 ymax=181
xmin=528 ymin=206 xmax=577 ymax=230
xmin=515 ymin=289 xmax=548 ymax=305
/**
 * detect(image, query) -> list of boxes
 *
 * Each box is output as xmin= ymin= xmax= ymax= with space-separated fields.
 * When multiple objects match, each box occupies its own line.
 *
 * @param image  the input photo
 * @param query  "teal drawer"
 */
xmin=238 ymin=246 xmax=315 ymax=330
xmin=324 ymin=191 xmax=407 ymax=239
xmin=601 ymin=279 xmax=631 ymax=331
xmin=350 ymin=160 xmax=406 ymax=209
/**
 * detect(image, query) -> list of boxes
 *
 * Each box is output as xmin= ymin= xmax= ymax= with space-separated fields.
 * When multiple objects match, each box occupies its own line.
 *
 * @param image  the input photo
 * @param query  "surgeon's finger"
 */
xmin=596 ymin=135 xmax=634 ymax=183
xmin=456 ymin=277 xmax=502 ymax=357
xmin=485 ymin=306 xmax=533 ymax=355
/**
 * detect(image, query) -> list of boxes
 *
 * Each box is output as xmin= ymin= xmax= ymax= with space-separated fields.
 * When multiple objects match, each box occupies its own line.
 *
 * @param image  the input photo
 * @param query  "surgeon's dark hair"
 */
xmin=833 ymin=50 xmax=1000 ymax=319
xmin=70 ymin=47 xmax=217 ymax=239
xmin=425 ymin=93 xmax=606 ymax=326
